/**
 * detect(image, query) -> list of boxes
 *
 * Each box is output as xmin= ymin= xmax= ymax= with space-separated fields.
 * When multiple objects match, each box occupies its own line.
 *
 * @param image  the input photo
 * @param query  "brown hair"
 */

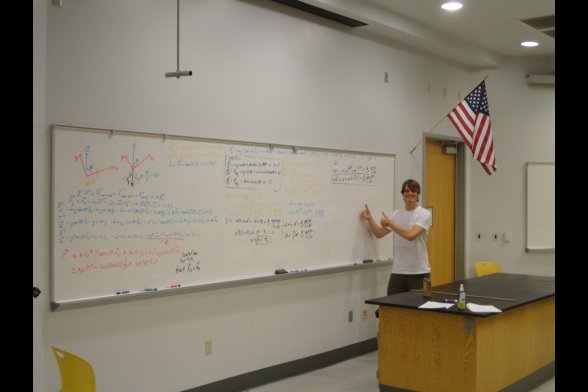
xmin=400 ymin=179 xmax=421 ymax=195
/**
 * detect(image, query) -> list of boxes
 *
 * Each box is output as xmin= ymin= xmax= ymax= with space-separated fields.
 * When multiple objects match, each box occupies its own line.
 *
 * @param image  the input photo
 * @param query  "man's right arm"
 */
xmin=367 ymin=217 xmax=391 ymax=238
xmin=360 ymin=204 xmax=391 ymax=238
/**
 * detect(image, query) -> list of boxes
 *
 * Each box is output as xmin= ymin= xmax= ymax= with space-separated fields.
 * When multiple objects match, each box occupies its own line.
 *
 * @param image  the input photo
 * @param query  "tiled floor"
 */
xmin=246 ymin=350 xmax=555 ymax=392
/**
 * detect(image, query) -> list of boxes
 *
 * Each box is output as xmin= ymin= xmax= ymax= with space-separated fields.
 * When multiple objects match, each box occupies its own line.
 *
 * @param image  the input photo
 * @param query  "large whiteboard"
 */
xmin=52 ymin=125 xmax=395 ymax=306
xmin=526 ymin=162 xmax=555 ymax=252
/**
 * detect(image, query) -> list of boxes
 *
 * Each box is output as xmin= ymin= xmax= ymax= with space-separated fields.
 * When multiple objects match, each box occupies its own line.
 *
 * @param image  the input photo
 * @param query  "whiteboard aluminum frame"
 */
xmin=51 ymin=124 xmax=395 ymax=158
xmin=51 ymin=261 xmax=393 ymax=311
xmin=50 ymin=124 xmax=395 ymax=310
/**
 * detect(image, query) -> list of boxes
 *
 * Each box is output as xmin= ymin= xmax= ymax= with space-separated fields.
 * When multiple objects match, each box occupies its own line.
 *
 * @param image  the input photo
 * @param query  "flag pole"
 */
xmin=409 ymin=74 xmax=490 ymax=155
xmin=409 ymin=117 xmax=445 ymax=154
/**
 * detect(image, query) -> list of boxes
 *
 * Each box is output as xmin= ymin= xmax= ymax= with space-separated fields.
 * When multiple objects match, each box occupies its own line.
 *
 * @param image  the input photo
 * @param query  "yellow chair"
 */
xmin=475 ymin=260 xmax=501 ymax=277
xmin=51 ymin=346 xmax=96 ymax=392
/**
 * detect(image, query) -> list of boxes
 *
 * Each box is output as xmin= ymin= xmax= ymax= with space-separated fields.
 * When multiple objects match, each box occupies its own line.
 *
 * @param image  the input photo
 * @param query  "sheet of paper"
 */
xmin=466 ymin=303 xmax=502 ymax=313
xmin=418 ymin=301 xmax=454 ymax=309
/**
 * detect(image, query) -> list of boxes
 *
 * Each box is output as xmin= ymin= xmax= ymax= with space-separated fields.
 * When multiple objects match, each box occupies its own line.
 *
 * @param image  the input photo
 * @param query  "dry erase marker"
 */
xmin=168 ymin=284 xmax=181 ymax=288
xmin=143 ymin=288 xmax=158 ymax=291
xmin=116 ymin=290 xmax=130 ymax=295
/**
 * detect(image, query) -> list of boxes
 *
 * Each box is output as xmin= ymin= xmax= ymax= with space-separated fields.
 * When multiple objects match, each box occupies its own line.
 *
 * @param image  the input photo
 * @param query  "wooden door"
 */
xmin=424 ymin=139 xmax=455 ymax=286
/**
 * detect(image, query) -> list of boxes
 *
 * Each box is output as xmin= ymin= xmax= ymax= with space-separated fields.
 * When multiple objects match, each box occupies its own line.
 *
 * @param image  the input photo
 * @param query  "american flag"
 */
xmin=447 ymin=81 xmax=497 ymax=175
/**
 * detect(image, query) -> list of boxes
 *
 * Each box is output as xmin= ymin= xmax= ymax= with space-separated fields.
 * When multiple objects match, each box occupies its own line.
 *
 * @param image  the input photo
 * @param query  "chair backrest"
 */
xmin=51 ymin=346 xmax=96 ymax=392
xmin=475 ymin=260 xmax=501 ymax=277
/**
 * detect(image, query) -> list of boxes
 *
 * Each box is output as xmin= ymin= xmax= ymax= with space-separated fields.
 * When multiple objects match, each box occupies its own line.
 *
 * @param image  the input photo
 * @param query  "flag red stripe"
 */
xmin=448 ymin=116 xmax=473 ymax=151
xmin=447 ymin=103 xmax=474 ymax=150
xmin=481 ymin=162 xmax=492 ymax=175
xmin=478 ymin=119 xmax=494 ymax=166
xmin=473 ymin=116 xmax=490 ymax=162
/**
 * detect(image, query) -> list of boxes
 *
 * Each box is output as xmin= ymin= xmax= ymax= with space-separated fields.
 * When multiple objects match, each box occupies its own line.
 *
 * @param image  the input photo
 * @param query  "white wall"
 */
xmin=33 ymin=1 xmax=554 ymax=391
xmin=465 ymin=57 xmax=555 ymax=277
xmin=33 ymin=1 xmax=48 ymax=391
xmin=425 ymin=55 xmax=555 ymax=278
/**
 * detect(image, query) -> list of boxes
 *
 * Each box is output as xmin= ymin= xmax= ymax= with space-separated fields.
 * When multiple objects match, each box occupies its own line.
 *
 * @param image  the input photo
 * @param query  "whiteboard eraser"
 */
xmin=275 ymin=269 xmax=288 ymax=274
xmin=362 ymin=259 xmax=373 ymax=263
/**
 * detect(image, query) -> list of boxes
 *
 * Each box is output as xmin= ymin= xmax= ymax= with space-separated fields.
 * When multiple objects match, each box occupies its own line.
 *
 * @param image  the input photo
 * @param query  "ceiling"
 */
xmin=277 ymin=0 xmax=555 ymax=69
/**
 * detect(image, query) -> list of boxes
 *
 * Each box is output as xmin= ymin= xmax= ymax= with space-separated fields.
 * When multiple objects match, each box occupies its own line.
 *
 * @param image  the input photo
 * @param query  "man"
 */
xmin=360 ymin=179 xmax=432 ymax=313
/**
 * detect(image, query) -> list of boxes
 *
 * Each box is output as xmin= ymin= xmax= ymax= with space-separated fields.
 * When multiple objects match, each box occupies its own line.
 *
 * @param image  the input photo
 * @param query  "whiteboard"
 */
xmin=52 ymin=125 xmax=395 ymax=306
xmin=526 ymin=162 xmax=555 ymax=252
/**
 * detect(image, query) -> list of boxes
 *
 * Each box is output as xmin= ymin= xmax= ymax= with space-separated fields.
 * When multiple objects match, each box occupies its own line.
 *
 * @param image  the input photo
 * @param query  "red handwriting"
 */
xmin=62 ymin=245 xmax=185 ymax=275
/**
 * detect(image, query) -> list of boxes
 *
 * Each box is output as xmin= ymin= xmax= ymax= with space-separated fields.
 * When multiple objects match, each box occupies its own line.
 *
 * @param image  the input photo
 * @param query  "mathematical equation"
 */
xmin=224 ymin=155 xmax=283 ymax=191
xmin=331 ymin=161 xmax=377 ymax=185
xmin=226 ymin=217 xmax=316 ymax=245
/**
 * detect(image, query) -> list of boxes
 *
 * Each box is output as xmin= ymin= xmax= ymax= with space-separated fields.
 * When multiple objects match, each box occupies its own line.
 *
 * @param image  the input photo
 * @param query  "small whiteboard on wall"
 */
xmin=526 ymin=162 xmax=555 ymax=252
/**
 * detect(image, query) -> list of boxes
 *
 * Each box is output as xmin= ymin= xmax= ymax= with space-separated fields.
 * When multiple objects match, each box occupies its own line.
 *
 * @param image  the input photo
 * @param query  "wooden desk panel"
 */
xmin=372 ymin=274 xmax=555 ymax=392
xmin=475 ymin=297 xmax=554 ymax=391
xmin=379 ymin=306 xmax=476 ymax=391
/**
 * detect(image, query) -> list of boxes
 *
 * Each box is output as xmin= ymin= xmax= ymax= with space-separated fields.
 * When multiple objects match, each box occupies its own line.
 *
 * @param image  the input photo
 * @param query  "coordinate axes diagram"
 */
xmin=74 ymin=144 xmax=156 ymax=186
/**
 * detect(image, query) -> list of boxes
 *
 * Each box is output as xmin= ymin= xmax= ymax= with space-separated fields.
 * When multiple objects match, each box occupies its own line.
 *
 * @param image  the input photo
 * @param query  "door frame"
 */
xmin=422 ymin=134 xmax=466 ymax=280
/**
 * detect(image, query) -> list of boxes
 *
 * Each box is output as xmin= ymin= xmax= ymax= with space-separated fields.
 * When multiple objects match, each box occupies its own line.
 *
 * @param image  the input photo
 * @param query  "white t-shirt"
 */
xmin=389 ymin=206 xmax=432 ymax=274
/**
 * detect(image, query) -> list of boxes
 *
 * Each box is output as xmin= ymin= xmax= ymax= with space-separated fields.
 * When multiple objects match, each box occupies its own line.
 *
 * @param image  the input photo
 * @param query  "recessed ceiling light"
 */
xmin=441 ymin=2 xmax=463 ymax=11
xmin=521 ymin=41 xmax=539 ymax=47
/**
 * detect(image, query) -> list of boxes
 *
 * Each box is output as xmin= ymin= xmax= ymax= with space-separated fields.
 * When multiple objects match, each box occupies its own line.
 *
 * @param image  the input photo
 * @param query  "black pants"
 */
xmin=375 ymin=273 xmax=430 ymax=318
xmin=387 ymin=272 xmax=430 ymax=295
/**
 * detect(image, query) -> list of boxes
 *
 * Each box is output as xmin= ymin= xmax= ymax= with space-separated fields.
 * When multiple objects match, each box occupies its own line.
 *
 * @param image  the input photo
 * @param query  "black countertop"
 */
xmin=365 ymin=273 xmax=555 ymax=317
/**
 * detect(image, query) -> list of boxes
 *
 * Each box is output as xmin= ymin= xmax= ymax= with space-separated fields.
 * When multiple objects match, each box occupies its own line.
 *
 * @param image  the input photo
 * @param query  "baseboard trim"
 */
xmin=500 ymin=361 xmax=555 ymax=392
xmin=379 ymin=361 xmax=555 ymax=392
xmin=182 ymin=338 xmax=378 ymax=392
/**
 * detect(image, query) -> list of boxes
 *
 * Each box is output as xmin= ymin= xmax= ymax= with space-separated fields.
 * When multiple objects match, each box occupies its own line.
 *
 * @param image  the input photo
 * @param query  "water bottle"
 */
xmin=457 ymin=283 xmax=466 ymax=311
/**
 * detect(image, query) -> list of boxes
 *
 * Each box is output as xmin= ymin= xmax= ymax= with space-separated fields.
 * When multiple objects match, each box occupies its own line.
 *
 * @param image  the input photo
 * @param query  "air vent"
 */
xmin=272 ymin=0 xmax=367 ymax=27
xmin=527 ymin=73 xmax=555 ymax=85
xmin=520 ymin=15 xmax=555 ymax=39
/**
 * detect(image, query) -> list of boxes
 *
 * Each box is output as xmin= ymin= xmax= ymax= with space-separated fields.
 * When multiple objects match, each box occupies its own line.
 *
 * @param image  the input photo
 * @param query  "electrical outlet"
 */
xmin=204 ymin=340 xmax=212 ymax=356
xmin=348 ymin=310 xmax=353 ymax=322
xmin=362 ymin=309 xmax=368 ymax=320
